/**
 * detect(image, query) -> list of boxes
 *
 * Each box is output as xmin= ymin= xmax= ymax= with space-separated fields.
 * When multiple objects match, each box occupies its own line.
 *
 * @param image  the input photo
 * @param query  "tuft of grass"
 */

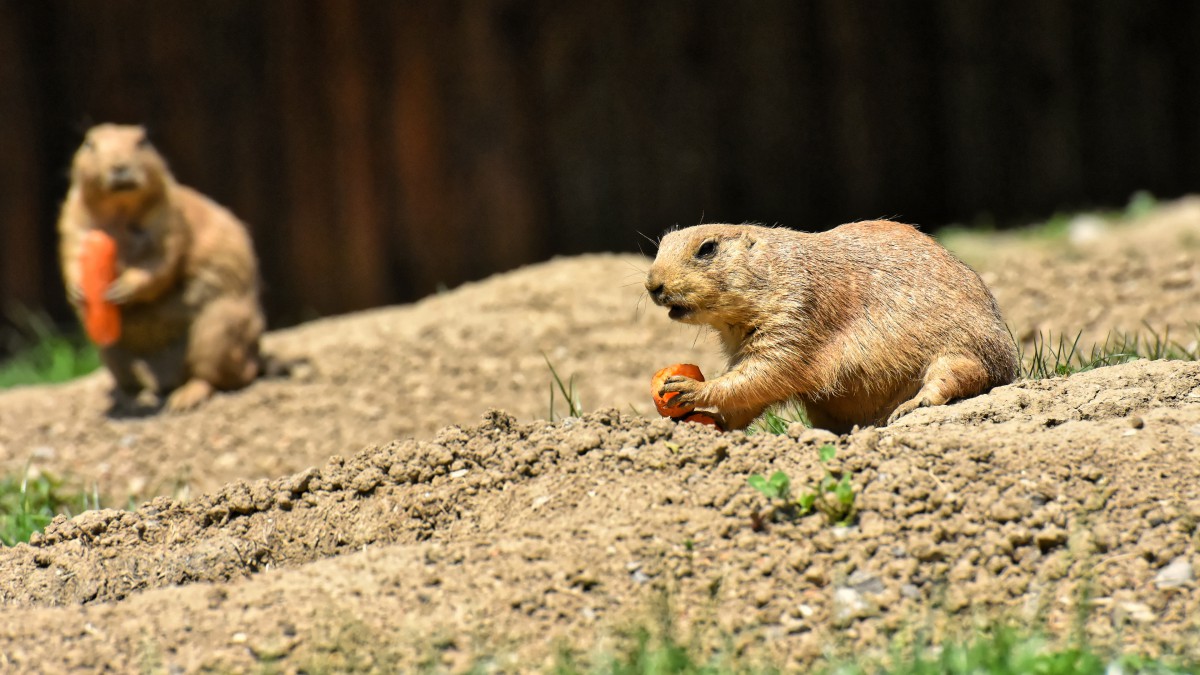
xmin=543 ymin=353 xmax=582 ymax=421
xmin=551 ymin=614 xmax=1198 ymax=675
xmin=0 ymin=468 xmax=101 ymax=546
xmin=553 ymin=592 xmax=770 ymax=675
xmin=748 ymin=401 xmax=809 ymax=436
xmin=0 ymin=310 xmax=100 ymax=389
xmin=818 ymin=626 xmax=1196 ymax=675
xmin=1017 ymin=325 xmax=1200 ymax=380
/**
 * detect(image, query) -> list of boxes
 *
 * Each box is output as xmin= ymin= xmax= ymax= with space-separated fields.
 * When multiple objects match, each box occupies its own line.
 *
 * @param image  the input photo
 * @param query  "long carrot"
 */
xmin=80 ymin=229 xmax=121 ymax=346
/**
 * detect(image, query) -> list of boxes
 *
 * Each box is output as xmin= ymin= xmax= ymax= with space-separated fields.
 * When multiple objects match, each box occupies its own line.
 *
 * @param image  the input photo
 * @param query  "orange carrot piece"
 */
xmin=674 ymin=410 xmax=724 ymax=431
xmin=80 ymin=229 xmax=121 ymax=346
xmin=650 ymin=363 xmax=704 ymax=417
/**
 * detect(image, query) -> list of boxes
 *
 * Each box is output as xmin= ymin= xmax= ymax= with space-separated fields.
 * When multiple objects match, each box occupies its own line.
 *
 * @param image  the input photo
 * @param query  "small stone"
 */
xmin=1067 ymin=214 xmax=1107 ymax=245
xmin=1154 ymin=557 xmax=1194 ymax=589
xmin=1114 ymin=601 xmax=1156 ymax=624
xmin=831 ymin=525 xmax=856 ymax=540
xmin=788 ymin=426 xmax=839 ymax=445
xmin=900 ymin=583 xmax=921 ymax=599
xmin=1128 ymin=416 xmax=1145 ymax=429
xmin=847 ymin=570 xmax=885 ymax=596
xmin=832 ymin=587 xmax=876 ymax=626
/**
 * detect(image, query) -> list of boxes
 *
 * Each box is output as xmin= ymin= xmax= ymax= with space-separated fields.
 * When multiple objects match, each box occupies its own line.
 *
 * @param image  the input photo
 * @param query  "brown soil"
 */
xmin=1 ymin=201 xmax=1199 ymax=672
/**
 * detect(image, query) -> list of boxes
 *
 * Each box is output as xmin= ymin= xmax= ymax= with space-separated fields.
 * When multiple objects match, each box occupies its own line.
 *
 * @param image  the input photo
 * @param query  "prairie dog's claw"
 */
xmin=659 ymin=376 xmax=702 ymax=407
xmin=659 ymin=375 xmax=698 ymax=393
xmin=887 ymin=396 xmax=930 ymax=425
xmin=104 ymin=278 xmax=135 ymax=304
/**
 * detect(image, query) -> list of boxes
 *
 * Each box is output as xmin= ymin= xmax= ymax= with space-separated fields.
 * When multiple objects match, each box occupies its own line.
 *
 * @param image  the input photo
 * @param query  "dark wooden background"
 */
xmin=3 ymin=0 xmax=1199 ymax=334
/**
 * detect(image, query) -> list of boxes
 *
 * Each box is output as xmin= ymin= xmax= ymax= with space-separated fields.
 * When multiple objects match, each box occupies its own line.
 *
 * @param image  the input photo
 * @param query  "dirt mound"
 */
xmin=0 ymin=200 xmax=1198 ymax=671
xmin=0 ymin=361 xmax=1198 ymax=670
xmin=0 ymin=254 xmax=724 ymax=499
xmin=3 ymin=200 xmax=1198 ymax=502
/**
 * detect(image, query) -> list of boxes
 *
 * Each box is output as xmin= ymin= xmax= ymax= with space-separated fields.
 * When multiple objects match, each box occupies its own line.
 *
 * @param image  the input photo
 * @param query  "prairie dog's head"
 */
xmin=644 ymin=224 xmax=766 ymax=326
xmin=72 ymin=124 xmax=171 ymax=222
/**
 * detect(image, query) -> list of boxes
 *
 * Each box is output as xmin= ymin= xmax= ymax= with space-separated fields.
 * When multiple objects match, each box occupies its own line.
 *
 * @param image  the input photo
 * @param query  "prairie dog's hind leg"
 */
xmin=887 ymin=353 xmax=990 ymax=424
xmin=187 ymin=295 xmax=263 ymax=389
xmin=167 ymin=295 xmax=263 ymax=412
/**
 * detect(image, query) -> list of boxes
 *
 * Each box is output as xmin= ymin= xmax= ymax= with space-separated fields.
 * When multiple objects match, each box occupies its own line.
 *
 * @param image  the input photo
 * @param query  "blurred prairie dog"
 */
xmin=645 ymin=221 xmax=1018 ymax=432
xmin=58 ymin=123 xmax=264 ymax=411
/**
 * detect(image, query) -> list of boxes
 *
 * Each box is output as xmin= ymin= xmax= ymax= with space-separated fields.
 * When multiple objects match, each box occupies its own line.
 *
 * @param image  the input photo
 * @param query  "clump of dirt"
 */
xmin=0 ymin=200 xmax=1198 ymax=671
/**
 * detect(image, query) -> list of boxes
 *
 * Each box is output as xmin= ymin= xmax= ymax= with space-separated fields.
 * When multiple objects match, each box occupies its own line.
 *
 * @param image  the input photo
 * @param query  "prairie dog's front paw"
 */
xmin=67 ymin=280 xmax=85 ymax=305
xmin=105 ymin=268 xmax=152 ymax=305
xmin=165 ymin=379 xmax=214 ymax=412
xmin=659 ymin=375 xmax=704 ymax=409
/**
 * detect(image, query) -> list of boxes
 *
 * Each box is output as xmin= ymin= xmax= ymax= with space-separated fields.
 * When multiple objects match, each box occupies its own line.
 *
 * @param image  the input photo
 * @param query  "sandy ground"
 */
xmin=0 ymin=199 xmax=1198 ymax=672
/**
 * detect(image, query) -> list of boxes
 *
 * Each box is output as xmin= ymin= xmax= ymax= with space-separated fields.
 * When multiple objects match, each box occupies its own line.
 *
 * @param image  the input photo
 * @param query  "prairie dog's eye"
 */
xmin=136 ymin=134 xmax=151 ymax=149
xmin=81 ymin=139 xmax=95 ymax=151
xmin=695 ymin=240 xmax=718 ymax=259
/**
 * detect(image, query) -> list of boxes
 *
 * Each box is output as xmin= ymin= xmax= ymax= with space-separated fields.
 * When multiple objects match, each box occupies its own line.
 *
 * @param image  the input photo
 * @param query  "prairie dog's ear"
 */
xmin=727 ymin=229 xmax=757 ymax=251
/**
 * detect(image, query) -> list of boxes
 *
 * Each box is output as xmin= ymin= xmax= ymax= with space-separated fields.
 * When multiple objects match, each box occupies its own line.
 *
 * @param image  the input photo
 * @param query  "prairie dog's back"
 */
xmin=798 ymin=221 xmax=1015 ymax=386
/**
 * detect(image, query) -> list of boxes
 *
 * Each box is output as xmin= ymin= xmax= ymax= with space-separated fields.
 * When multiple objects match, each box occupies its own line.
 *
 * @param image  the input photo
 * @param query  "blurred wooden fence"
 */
xmin=2 ymin=0 xmax=1199 ymax=332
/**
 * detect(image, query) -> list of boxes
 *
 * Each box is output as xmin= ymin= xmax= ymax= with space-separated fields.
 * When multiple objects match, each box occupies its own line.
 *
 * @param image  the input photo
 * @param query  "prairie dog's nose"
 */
xmin=645 ymin=274 xmax=665 ymax=302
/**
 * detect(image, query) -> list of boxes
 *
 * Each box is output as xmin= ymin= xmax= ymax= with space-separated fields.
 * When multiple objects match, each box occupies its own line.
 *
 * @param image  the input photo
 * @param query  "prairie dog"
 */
xmin=645 ymin=221 xmax=1018 ymax=432
xmin=58 ymin=123 xmax=264 ymax=411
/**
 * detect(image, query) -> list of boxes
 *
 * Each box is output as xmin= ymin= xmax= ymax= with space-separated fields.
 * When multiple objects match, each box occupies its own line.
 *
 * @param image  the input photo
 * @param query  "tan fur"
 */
xmin=645 ymin=221 xmax=1018 ymax=432
xmin=58 ymin=124 xmax=264 ymax=411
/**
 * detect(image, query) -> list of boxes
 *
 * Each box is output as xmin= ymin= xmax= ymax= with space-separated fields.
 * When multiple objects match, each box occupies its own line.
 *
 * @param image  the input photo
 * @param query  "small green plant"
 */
xmin=747 ymin=471 xmax=790 ymax=502
xmin=0 ymin=310 xmax=100 ymax=389
xmin=747 ymin=444 xmax=856 ymax=526
xmin=543 ymin=353 xmax=582 ymax=421
xmin=0 ymin=469 xmax=101 ymax=546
